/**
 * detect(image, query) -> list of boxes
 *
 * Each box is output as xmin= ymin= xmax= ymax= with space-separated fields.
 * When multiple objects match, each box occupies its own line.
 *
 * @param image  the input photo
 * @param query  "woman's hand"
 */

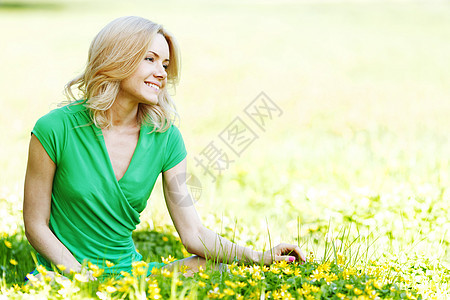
xmin=260 ymin=243 xmax=306 ymax=265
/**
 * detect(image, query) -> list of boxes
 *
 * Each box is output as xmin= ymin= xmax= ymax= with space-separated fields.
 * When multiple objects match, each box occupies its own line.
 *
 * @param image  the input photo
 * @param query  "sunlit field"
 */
xmin=1 ymin=0 xmax=449 ymax=298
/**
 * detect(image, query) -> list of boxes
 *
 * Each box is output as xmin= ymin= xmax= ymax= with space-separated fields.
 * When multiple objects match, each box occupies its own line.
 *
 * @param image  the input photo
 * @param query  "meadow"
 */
xmin=0 ymin=0 xmax=449 ymax=298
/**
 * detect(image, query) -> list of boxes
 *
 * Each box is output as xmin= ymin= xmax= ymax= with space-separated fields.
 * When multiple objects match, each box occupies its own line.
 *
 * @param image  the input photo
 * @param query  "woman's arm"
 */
xmin=23 ymin=135 xmax=82 ymax=274
xmin=162 ymin=158 xmax=306 ymax=265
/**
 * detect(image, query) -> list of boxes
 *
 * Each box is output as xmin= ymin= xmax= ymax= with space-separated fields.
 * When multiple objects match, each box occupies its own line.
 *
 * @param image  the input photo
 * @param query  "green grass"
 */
xmin=1 ymin=0 xmax=450 ymax=298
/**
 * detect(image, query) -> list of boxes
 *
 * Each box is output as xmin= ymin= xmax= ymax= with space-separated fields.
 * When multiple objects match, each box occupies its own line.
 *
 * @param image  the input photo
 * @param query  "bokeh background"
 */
xmin=1 ymin=0 xmax=449 ymax=267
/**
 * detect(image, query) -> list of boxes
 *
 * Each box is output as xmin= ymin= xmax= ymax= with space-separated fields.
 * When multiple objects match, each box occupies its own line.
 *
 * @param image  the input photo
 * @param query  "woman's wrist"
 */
xmin=249 ymin=250 xmax=263 ymax=264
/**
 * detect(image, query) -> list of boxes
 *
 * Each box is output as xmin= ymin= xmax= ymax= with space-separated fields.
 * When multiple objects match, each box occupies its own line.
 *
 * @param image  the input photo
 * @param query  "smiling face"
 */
xmin=117 ymin=33 xmax=170 ymax=107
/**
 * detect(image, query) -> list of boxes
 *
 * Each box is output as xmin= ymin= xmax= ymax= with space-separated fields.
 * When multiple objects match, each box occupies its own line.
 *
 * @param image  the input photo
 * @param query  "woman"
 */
xmin=23 ymin=16 xmax=305 ymax=280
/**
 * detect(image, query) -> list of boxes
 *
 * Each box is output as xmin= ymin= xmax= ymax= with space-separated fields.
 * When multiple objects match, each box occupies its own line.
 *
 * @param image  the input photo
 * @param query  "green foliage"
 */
xmin=133 ymin=229 xmax=186 ymax=262
xmin=1 ymin=251 xmax=433 ymax=299
xmin=0 ymin=231 xmax=35 ymax=284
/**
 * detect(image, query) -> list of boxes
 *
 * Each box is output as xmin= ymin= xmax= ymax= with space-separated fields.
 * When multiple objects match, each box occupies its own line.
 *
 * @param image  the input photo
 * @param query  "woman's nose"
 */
xmin=154 ymin=64 xmax=167 ymax=79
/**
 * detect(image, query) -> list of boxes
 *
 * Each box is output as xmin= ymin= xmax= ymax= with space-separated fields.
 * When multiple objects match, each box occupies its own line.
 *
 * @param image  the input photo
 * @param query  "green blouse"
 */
xmin=31 ymin=101 xmax=187 ymax=277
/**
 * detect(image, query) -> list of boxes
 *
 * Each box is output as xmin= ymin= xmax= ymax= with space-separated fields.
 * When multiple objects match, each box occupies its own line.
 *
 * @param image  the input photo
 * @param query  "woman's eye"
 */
xmin=144 ymin=57 xmax=154 ymax=62
xmin=163 ymin=65 xmax=169 ymax=70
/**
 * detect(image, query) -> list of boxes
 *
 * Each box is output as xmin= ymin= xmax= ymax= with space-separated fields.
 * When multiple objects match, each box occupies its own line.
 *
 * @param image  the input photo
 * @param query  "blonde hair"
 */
xmin=65 ymin=16 xmax=181 ymax=132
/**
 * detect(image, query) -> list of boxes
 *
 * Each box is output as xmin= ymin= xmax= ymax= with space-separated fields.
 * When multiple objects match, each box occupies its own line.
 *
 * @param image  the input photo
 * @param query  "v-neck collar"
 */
xmin=94 ymin=124 xmax=144 ymax=184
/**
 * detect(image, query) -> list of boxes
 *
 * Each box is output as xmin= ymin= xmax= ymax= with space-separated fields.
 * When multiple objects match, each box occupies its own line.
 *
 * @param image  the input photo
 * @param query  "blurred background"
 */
xmin=1 ymin=0 xmax=449 ymax=263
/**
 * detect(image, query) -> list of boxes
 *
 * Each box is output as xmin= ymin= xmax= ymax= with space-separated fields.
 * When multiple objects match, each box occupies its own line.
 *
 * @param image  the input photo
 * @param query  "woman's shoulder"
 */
xmin=37 ymin=100 xmax=90 ymax=124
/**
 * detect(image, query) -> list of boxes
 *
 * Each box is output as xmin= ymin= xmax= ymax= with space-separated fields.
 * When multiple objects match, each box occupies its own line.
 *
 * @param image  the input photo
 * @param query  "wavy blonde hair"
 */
xmin=65 ymin=16 xmax=180 ymax=132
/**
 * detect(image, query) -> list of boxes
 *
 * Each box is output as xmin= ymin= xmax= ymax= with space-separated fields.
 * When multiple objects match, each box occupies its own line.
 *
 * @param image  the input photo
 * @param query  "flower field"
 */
xmin=1 ymin=227 xmax=446 ymax=299
xmin=1 ymin=0 xmax=450 ymax=298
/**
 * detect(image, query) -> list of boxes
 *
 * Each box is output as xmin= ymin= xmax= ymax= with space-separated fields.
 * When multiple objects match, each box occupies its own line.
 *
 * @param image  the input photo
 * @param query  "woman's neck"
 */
xmin=108 ymin=100 xmax=140 ymax=129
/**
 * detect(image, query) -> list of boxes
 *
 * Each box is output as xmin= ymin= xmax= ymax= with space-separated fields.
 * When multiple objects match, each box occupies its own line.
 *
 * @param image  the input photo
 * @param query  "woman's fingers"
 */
xmin=275 ymin=255 xmax=297 ymax=262
xmin=291 ymin=245 xmax=306 ymax=262
xmin=263 ymin=243 xmax=307 ymax=265
xmin=273 ymin=243 xmax=306 ymax=263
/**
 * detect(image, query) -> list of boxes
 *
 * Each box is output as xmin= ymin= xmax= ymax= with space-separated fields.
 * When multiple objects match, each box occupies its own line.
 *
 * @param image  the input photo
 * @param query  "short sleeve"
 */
xmin=32 ymin=109 xmax=66 ymax=164
xmin=162 ymin=125 xmax=187 ymax=172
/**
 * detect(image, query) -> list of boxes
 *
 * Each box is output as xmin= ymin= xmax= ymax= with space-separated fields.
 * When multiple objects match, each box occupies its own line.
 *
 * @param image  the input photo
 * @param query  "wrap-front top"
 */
xmin=31 ymin=101 xmax=187 ymax=276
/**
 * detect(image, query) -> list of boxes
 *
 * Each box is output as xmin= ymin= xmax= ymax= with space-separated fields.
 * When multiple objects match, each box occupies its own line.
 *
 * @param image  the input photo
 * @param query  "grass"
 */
xmin=1 ymin=0 xmax=450 ymax=298
xmin=2 ymin=225 xmax=448 ymax=298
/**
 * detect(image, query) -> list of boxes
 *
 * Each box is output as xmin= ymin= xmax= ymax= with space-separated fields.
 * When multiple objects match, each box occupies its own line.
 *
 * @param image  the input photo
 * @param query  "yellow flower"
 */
xmin=26 ymin=273 xmax=38 ymax=282
xmin=88 ymin=262 xmax=105 ymax=277
xmin=236 ymin=294 xmax=244 ymax=300
xmin=237 ymin=281 xmax=247 ymax=288
xmin=182 ymin=247 xmax=190 ymax=258
xmin=132 ymin=261 xmax=148 ymax=269
xmin=180 ymin=265 xmax=189 ymax=273
xmin=247 ymin=265 xmax=261 ymax=274
xmin=93 ymin=268 xmax=104 ymax=277
xmin=9 ymin=259 xmax=18 ymax=266
xmin=74 ymin=273 xmax=88 ymax=283
xmin=336 ymin=292 xmax=346 ymax=299
xmin=373 ymin=280 xmax=383 ymax=290
xmin=277 ymin=260 xmax=289 ymax=268
xmin=162 ymin=268 xmax=173 ymax=278
xmin=117 ymin=284 xmax=127 ymax=293
xmin=228 ymin=261 xmax=238 ymax=269
xmin=317 ymin=262 xmax=331 ymax=273
xmin=105 ymin=260 xmax=114 ymax=267
xmin=224 ymin=288 xmax=235 ymax=296
xmin=354 ymin=288 xmax=363 ymax=295
xmin=272 ymin=290 xmax=282 ymax=299
xmin=124 ymin=276 xmax=137 ymax=285
xmin=305 ymin=294 xmax=316 ymax=300
xmin=345 ymin=284 xmax=354 ymax=290
xmin=4 ymin=240 xmax=12 ymax=248
xmin=406 ymin=291 xmax=416 ymax=300
xmin=280 ymin=283 xmax=291 ymax=291
xmin=251 ymin=272 xmax=263 ymax=280
xmin=311 ymin=269 xmax=324 ymax=281
xmin=302 ymin=282 xmax=312 ymax=292
xmin=161 ymin=255 xmax=176 ymax=264
xmin=132 ymin=266 xmax=147 ymax=276
xmin=148 ymin=281 xmax=162 ymax=300
xmin=120 ymin=271 xmax=131 ymax=277
xmin=283 ymin=267 xmax=294 ymax=275
xmin=199 ymin=272 xmax=209 ymax=279
xmin=57 ymin=264 xmax=66 ymax=272
xmin=248 ymin=279 xmax=257 ymax=286
xmin=311 ymin=285 xmax=320 ymax=293
xmin=162 ymin=236 xmax=169 ymax=242
xmin=36 ymin=265 xmax=47 ymax=276
xmin=297 ymin=288 xmax=309 ymax=296
xmin=365 ymin=285 xmax=374 ymax=295
xmin=106 ymin=286 xmax=117 ymax=293
xmin=325 ymin=272 xmax=338 ymax=283
xmin=198 ymin=281 xmax=206 ymax=287
xmin=270 ymin=266 xmax=280 ymax=274
xmin=225 ymin=280 xmax=237 ymax=289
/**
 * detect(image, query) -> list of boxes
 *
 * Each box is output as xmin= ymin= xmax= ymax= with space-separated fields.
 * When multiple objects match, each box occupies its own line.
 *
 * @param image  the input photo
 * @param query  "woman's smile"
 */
xmin=117 ymin=33 xmax=169 ymax=106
